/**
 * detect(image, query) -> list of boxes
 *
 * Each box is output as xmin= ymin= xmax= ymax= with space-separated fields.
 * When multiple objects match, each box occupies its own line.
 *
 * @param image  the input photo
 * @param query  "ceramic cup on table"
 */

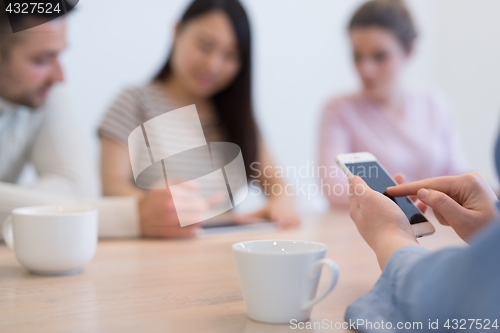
xmin=233 ymin=240 xmax=339 ymax=324
xmin=2 ymin=205 xmax=98 ymax=275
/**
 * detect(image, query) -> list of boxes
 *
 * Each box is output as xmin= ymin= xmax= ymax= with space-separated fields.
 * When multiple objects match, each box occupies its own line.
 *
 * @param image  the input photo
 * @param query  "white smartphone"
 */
xmin=336 ymin=152 xmax=435 ymax=238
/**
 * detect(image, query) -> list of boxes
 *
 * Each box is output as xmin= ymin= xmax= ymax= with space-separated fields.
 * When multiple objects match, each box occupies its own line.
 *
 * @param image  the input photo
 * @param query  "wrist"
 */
xmin=372 ymin=230 xmax=419 ymax=270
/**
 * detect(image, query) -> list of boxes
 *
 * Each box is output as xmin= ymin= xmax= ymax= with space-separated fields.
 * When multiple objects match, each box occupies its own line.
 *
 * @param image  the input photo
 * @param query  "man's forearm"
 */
xmin=0 ymin=182 xmax=140 ymax=239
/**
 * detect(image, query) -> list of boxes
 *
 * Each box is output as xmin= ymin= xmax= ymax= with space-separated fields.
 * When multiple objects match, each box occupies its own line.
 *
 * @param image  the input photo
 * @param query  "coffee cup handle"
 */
xmin=302 ymin=258 xmax=339 ymax=310
xmin=2 ymin=215 xmax=14 ymax=249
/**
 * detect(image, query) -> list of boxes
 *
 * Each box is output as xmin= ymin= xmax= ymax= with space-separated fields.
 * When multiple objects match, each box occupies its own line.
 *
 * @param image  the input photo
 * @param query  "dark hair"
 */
xmin=0 ymin=1 xmax=16 ymax=57
xmin=0 ymin=0 xmax=76 ymax=57
xmin=154 ymin=0 xmax=258 ymax=179
xmin=348 ymin=0 xmax=417 ymax=52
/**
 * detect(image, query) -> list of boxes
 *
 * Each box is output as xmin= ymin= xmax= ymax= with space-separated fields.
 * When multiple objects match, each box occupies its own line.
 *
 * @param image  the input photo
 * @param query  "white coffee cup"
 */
xmin=233 ymin=240 xmax=339 ymax=324
xmin=2 ymin=205 xmax=98 ymax=275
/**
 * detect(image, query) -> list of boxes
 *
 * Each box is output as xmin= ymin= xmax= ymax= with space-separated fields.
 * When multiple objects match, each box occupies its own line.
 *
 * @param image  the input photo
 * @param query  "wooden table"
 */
xmin=0 ymin=210 xmax=465 ymax=333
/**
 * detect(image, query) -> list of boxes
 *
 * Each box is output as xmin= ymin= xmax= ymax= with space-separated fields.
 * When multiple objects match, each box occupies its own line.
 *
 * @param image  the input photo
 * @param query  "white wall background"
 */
xmin=434 ymin=0 xmax=500 ymax=188
xmin=60 ymin=0 xmax=500 ymax=211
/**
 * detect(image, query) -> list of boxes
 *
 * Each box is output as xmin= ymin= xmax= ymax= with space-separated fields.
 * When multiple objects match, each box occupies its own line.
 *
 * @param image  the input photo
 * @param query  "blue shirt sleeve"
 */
xmin=345 ymin=221 xmax=500 ymax=332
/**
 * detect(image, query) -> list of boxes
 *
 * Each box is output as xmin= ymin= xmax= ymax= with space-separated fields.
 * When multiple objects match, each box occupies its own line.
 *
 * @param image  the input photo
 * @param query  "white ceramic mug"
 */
xmin=233 ymin=240 xmax=339 ymax=324
xmin=2 ymin=205 xmax=98 ymax=275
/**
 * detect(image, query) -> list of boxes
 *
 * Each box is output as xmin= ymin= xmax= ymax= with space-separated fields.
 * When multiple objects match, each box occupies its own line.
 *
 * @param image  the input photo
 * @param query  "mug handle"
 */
xmin=302 ymin=258 xmax=339 ymax=310
xmin=2 ymin=215 xmax=14 ymax=249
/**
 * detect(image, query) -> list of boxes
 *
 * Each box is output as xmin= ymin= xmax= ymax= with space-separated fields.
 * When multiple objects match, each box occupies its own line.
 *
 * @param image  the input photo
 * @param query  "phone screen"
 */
xmin=345 ymin=161 xmax=427 ymax=225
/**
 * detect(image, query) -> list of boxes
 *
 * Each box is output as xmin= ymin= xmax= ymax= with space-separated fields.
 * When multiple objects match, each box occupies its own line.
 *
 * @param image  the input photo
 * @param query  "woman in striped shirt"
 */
xmin=98 ymin=0 xmax=299 ymax=238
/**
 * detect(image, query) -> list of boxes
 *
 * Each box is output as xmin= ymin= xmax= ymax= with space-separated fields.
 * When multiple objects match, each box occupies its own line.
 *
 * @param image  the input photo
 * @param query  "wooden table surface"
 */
xmin=0 ymin=210 xmax=465 ymax=333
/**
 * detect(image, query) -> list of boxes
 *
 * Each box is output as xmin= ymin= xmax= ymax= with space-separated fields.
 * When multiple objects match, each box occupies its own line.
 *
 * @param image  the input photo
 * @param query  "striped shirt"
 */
xmin=99 ymin=82 xmax=225 ymax=147
xmin=98 ymin=82 xmax=227 ymax=189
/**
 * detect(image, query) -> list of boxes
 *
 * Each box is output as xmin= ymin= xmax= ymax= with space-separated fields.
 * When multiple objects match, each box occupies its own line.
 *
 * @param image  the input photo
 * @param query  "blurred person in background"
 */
xmin=0 ymin=8 xmax=100 ymax=233
xmin=319 ymin=0 xmax=468 ymax=208
xmin=99 ymin=0 xmax=299 ymax=238
xmin=0 ymin=4 xmax=178 ymax=239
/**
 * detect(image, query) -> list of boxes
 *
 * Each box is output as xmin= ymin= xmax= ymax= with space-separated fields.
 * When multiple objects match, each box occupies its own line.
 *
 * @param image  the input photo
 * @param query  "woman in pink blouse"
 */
xmin=319 ymin=0 xmax=468 ymax=207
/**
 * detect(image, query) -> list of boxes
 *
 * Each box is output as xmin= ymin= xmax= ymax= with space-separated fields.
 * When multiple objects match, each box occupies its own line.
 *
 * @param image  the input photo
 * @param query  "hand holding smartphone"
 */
xmin=336 ymin=152 xmax=435 ymax=238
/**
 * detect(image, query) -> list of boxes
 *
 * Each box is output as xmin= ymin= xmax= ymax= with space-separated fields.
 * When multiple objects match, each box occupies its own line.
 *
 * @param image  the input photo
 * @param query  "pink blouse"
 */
xmin=319 ymin=90 xmax=468 ymax=208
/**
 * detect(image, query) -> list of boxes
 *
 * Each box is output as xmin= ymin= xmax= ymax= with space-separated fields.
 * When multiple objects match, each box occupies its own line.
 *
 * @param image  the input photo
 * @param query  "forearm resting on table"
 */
xmin=0 ymin=182 xmax=140 ymax=238
xmin=102 ymin=181 xmax=145 ymax=198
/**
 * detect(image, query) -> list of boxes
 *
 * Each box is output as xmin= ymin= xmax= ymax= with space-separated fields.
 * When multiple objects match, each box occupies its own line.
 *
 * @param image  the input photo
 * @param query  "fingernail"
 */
xmin=418 ymin=189 xmax=429 ymax=199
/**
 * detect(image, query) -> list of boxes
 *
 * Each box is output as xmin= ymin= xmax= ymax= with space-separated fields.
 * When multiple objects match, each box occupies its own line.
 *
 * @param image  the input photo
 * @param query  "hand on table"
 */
xmin=387 ymin=173 xmax=498 ymax=242
xmin=233 ymin=196 xmax=300 ymax=229
xmin=138 ymin=182 xmax=208 ymax=238
xmin=348 ymin=175 xmax=419 ymax=269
